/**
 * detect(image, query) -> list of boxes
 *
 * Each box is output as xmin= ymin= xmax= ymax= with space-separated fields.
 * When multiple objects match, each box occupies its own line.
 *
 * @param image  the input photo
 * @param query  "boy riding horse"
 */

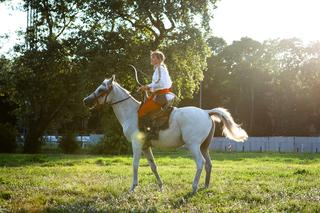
xmin=137 ymin=50 xmax=175 ymax=142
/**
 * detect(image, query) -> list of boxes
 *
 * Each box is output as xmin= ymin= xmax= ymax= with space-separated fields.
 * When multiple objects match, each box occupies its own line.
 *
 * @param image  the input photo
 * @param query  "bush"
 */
xmin=89 ymin=108 xmax=132 ymax=155
xmin=90 ymin=135 xmax=132 ymax=155
xmin=0 ymin=123 xmax=17 ymax=153
xmin=58 ymin=132 xmax=80 ymax=154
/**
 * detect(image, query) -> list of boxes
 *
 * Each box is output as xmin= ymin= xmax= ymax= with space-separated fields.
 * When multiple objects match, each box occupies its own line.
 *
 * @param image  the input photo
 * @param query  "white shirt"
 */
xmin=148 ymin=64 xmax=172 ymax=92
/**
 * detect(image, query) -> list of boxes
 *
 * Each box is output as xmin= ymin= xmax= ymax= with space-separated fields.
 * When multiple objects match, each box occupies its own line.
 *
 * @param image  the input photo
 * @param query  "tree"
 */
xmin=204 ymin=37 xmax=273 ymax=134
xmin=3 ymin=0 xmax=87 ymax=153
xmin=75 ymin=0 xmax=215 ymax=98
xmin=0 ymin=57 xmax=16 ymax=126
xmin=2 ymin=0 xmax=217 ymax=153
xmin=202 ymin=37 xmax=320 ymax=136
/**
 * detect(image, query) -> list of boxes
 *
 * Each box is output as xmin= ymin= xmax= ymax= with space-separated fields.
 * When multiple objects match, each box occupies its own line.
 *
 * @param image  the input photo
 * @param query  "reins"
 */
xmin=110 ymin=95 xmax=132 ymax=105
xmin=96 ymin=84 xmax=140 ymax=107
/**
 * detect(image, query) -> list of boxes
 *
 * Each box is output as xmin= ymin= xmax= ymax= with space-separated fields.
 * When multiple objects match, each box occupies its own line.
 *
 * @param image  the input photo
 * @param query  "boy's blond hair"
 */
xmin=151 ymin=50 xmax=166 ymax=64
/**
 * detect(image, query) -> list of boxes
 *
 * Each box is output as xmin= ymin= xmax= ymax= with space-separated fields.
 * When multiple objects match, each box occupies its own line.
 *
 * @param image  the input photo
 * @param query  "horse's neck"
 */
xmin=111 ymin=84 xmax=140 ymax=129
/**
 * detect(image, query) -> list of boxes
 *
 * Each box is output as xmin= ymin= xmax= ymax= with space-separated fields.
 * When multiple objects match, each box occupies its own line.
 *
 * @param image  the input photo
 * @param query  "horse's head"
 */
xmin=83 ymin=75 xmax=115 ymax=108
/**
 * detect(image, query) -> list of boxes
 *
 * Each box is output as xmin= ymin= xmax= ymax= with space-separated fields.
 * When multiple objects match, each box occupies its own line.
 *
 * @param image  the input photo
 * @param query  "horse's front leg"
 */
xmin=130 ymin=140 xmax=142 ymax=192
xmin=143 ymin=147 xmax=163 ymax=191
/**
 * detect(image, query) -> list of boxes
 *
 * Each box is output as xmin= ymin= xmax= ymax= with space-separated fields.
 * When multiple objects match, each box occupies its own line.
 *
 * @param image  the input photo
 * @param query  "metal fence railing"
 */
xmin=210 ymin=137 xmax=320 ymax=153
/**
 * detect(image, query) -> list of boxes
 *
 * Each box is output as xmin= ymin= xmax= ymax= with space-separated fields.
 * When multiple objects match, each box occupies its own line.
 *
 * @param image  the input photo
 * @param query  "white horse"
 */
xmin=83 ymin=75 xmax=248 ymax=193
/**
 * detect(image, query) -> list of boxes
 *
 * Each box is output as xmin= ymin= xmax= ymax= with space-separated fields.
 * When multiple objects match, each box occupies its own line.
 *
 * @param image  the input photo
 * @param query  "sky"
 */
xmin=0 ymin=0 xmax=26 ymax=55
xmin=211 ymin=0 xmax=320 ymax=43
xmin=1 ymin=0 xmax=320 ymax=55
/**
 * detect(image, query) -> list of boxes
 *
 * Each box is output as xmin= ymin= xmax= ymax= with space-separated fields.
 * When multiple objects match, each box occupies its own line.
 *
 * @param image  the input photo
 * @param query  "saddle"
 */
xmin=139 ymin=93 xmax=175 ymax=147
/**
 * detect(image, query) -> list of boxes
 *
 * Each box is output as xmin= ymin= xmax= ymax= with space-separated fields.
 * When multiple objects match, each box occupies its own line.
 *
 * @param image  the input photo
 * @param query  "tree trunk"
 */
xmin=24 ymin=98 xmax=66 ymax=153
xmin=24 ymin=126 xmax=42 ymax=153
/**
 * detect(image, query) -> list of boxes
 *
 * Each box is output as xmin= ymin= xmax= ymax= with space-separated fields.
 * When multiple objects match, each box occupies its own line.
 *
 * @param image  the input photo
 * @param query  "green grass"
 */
xmin=1 ymin=151 xmax=320 ymax=212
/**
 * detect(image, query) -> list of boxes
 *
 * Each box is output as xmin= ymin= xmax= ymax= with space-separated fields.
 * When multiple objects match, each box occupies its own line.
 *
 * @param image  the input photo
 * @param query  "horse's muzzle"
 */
xmin=83 ymin=94 xmax=95 ymax=107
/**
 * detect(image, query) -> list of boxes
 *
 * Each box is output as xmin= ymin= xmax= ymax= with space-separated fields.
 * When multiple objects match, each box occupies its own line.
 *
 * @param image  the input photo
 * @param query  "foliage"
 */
xmin=58 ymin=132 xmax=79 ymax=154
xmin=0 ymin=57 xmax=17 ymax=127
xmin=0 ymin=0 xmax=216 ymax=153
xmin=189 ymin=37 xmax=320 ymax=136
xmin=0 ymin=123 xmax=17 ymax=153
xmin=89 ymin=135 xmax=132 ymax=155
xmin=166 ymin=28 xmax=211 ymax=99
xmin=2 ymin=0 xmax=320 ymax=150
xmin=1 ymin=0 xmax=89 ymax=153
xmin=0 ymin=151 xmax=320 ymax=211
xmin=76 ymin=0 xmax=215 ymax=99
xmin=89 ymin=107 xmax=132 ymax=155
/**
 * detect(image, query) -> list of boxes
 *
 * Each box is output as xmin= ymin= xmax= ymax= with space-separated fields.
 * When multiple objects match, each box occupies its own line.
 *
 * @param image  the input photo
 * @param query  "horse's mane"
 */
xmin=114 ymin=82 xmax=140 ymax=105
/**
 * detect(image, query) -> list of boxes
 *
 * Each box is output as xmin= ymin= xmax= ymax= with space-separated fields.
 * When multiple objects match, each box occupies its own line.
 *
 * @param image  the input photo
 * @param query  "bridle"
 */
xmin=92 ymin=65 xmax=145 ymax=108
xmin=93 ymin=83 xmax=132 ymax=107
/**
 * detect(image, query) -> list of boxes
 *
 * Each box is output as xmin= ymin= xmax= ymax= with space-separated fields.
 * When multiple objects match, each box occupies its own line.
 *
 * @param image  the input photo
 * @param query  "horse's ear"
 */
xmin=111 ymin=74 xmax=115 ymax=83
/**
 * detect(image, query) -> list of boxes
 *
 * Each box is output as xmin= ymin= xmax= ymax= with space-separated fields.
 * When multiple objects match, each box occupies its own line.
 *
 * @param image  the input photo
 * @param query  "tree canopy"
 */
xmin=0 ymin=0 xmax=215 ymax=153
xmin=192 ymin=37 xmax=320 ymax=136
xmin=1 ymin=1 xmax=320 ymax=153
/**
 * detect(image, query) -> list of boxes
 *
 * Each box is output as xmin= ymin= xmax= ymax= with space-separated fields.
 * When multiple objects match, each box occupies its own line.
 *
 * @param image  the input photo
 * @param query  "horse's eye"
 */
xmin=98 ymin=88 xmax=105 ymax=93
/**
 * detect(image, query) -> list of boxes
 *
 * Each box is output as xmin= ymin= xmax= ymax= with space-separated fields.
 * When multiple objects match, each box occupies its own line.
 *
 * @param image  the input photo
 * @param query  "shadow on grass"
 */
xmin=169 ymin=188 xmax=209 ymax=209
xmin=44 ymin=200 xmax=158 ymax=213
xmin=153 ymin=149 xmax=320 ymax=161
xmin=0 ymin=154 xmax=104 ymax=167
xmin=170 ymin=191 xmax=195 ymax=209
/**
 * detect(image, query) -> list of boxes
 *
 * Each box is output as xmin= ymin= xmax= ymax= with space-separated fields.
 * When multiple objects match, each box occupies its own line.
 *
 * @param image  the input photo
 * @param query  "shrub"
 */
xmin=0 ymin=123 xmax=17 ymax=153
xmin=58 ymin=132 xmax=79 ymax=154
xmin=90 ymin=135 xmax=132 ymax=155
xmin=89 ymin=108 xmax=132 ymax=155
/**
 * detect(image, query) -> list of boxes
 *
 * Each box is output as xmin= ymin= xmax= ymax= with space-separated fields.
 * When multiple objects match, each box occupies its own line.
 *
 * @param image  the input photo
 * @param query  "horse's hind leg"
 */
xmin=143 ymin=147 xmax=163 ymax=191
xmin=201 ymin=148 xmax=212 ymax=188
xmin=188 ymin=144 xmax=205 ymax=194
xmin=200 ymin=121 xmax=214 ymax=188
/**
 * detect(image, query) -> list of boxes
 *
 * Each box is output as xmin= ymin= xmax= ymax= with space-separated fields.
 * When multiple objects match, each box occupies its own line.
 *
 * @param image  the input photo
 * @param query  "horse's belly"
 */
xmin=152 ymin=126 xmax=183 ymax=149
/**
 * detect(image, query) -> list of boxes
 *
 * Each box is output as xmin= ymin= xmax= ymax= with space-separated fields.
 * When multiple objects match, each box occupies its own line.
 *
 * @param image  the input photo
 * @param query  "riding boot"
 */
xmin=159 ymin=105 xmax=173 ymax=130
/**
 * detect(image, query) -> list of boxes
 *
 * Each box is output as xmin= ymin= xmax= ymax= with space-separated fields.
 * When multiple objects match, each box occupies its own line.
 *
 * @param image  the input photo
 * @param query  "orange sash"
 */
xmin=138 ymin=88 xmax=172 ymax=118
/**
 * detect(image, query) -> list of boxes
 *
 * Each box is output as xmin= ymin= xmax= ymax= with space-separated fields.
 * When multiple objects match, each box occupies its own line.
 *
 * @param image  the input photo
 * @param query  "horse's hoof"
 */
xmin=159 ymin=185 xmax=164 ymax=192
xmin=129 ymin=185 xmax=137 ymax=193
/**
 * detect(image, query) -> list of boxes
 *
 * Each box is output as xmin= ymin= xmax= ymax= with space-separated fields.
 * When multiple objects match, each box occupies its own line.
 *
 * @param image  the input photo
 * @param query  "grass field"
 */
xmin=1 ymin=151 xmax=320 ymax=212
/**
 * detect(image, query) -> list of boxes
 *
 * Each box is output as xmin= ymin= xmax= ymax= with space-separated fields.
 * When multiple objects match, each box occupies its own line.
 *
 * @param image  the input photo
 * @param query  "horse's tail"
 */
xmin=205 ymin=107 xmax=248 ymax=142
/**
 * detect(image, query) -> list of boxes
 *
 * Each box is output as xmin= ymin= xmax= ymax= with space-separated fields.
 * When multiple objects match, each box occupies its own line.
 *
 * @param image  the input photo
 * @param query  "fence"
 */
xmin=210 ymin=137 xmax=320 ymax=153
xmin=41 ymin=134 xmax=320 ymax=153
xmin=42 ymin=134 xmax=104 ymax=144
